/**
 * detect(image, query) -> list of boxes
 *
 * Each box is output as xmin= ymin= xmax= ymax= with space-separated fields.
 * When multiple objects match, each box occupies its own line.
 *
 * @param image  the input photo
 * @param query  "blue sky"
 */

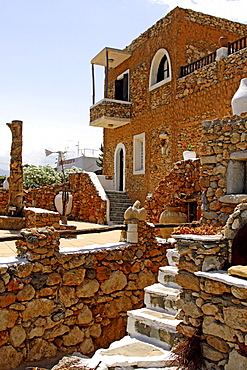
xmin=0 ymin=0 xmax=246 ymax=172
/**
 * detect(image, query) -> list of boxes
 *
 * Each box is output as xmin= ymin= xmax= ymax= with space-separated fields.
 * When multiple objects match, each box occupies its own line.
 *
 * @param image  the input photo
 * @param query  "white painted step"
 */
xmin=166 ymin=248 xmax=179 ymax=267
xmin=127 ymin=308 xmax=182 ymax=350
xmin=86 ymin=336 xmax=178 ymax=369
xmin=144 ymin=283 xmax=180 ymax=315
xmin=158 ymin=266 xmax=181 ymax=289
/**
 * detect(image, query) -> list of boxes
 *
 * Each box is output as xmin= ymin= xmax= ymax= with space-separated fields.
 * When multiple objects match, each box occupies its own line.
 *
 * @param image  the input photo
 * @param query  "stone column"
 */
xmin=6 ymin=120 xmax=24 ymax=216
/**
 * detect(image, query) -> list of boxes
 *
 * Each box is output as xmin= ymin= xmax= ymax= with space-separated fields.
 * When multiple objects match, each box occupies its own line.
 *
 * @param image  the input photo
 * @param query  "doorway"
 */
xmin=114 ymin=143 xmax=126 ymax=191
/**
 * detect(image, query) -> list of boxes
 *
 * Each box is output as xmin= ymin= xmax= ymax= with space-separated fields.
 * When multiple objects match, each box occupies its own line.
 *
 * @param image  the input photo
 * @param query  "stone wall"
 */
xmin=145 ymin=158 xmax=201 ymax=224
xmin=100 ymin=7 xmax=247 ymax=204
xmin=0 ymin=172 xmax=108 ymax=225
xmin=0 ymin=221 xmax=170 ymax=370
xmin=69 ymin=172 xmax=107 ymax=224
xmin=175 ymin=234 xmax=247 ymax=368
xmin=199 ymin=114 xmax=247 ymax=226
xmin=24 ymin=208 xmax=61 ymax=229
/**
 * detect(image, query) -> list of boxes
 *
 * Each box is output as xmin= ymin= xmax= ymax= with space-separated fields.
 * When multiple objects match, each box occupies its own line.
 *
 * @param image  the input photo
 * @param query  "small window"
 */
xmin=149 ymin=49 xmax=172 ymax=91
xmin=157 ymin=55 xmax=169 ymax=83
xmin=133 ymin=133 xmax=145 ymax=175
xmin=115 ymin=70 xmax=129 ymax=101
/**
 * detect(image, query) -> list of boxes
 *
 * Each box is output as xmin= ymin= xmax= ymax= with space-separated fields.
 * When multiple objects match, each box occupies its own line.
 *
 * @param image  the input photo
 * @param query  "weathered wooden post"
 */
xmin=6 ymin=120 xmax=24 ymax=216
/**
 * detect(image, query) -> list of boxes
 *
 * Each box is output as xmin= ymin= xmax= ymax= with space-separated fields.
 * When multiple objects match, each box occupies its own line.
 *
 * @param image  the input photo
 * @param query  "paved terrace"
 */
xmin=0 ymin=221 xmax=122 ymax=258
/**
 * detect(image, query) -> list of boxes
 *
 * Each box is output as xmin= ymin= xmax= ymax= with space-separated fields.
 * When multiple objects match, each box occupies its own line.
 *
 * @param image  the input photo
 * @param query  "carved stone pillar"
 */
xmin=6 ymin=120 xmax=24 ymax=216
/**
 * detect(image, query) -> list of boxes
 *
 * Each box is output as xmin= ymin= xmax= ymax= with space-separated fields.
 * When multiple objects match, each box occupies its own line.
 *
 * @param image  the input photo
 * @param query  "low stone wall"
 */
xmin=175 ymin=234 xmax=228 ymax=274
xmin=177 ymin=269 xmax=247 ymax=369
xmin=145 ymin=158 xmax=201 ymax=224
xmin=0 ymin=215 xmax=25 ymax=230
xmin=0 ymin=221 xmax=170 ymax=370
xmin=175 ymin=234 xmax=247 ymax=369
xmin=0 ymin=172 xmax=108 ymax=225
xmin=24 ymin=208 xmax=60 ymax=229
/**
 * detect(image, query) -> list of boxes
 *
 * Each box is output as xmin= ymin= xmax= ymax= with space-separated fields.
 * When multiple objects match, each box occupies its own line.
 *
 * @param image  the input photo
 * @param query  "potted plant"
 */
xmin=182 ymin=144 xmax=196 ymax=160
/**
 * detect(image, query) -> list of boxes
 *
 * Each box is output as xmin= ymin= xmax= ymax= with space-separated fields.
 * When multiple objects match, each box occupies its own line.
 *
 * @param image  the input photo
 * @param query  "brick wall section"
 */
xmin=100 ymin=7 xmax=247 ymax=204
xmin=0 ymin=222 xmax=170 ymax=370
xmin=145 ymin=158 xmax=201 ymax=224
xmin=175 ymin=234 xmax=247 ymax=369
xmin=199 ymin=113 xmax=247 ymax=226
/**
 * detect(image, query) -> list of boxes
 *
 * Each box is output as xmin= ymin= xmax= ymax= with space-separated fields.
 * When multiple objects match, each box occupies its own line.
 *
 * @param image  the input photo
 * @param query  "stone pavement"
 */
xmin=0 ymin=221 xmax=122 ymax=258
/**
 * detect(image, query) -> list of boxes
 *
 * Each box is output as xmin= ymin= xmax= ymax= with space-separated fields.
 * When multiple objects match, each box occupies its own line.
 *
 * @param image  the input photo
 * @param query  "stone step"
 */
xmin=158 ymin=266 xmax=181 ymax=289
xmin=166 ymin=248 xmax=180 ymax=267
xmin=110 ymin=209 xmax=131 ymax=216
xmin=106 ymin=192 xmax=131 ymax=200
xmin=109 ymin=203 xmax=132 ymax=209
xmin=86 ymin=336 xmax=177 ymax=369
xmin=127 ymin=308 xmax=182 ymax=350
xmin=144 ymin=283 xmax=181 ymax=315
xmin=107 ymin=195 xmax=132 ymax=201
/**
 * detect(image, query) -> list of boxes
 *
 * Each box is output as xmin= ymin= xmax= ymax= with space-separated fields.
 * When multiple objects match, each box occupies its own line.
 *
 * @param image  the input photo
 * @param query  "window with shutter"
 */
xmin=133 ymin=133 xmax=145 ymax=175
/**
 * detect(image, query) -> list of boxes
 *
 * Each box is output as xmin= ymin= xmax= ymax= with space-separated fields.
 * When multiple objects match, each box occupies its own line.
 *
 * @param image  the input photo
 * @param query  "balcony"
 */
xmin=180 ymin=34 xmax=247 ymax=78
xmin=90 ymin=98 xmax=131 ymax=129
xmin=90 ymin=47 xmax=132 ymax=129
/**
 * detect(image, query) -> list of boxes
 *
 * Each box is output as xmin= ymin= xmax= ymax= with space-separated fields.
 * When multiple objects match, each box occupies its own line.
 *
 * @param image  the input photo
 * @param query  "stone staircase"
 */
xmin=66 ymin=249 xmax=183 ymax=370
xmin=106 ymin=191 xmax=132 ymax=224
xmin=127 ymin=264 xmax=182 ymax=352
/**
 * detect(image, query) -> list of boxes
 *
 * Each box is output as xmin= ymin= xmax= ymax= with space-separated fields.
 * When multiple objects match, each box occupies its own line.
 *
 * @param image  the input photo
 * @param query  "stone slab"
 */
xmin=220 ymin=194 xmax=247 ymax=204
xmin=195 ymin=270 xmax=247 ymax=289
xmin=87 ymin=336 xmax=175 ymax=368
xmin=173 ymin=234 xmax=222 ymax=242
xmin=228 ymin=265 xmax=247 ymax=279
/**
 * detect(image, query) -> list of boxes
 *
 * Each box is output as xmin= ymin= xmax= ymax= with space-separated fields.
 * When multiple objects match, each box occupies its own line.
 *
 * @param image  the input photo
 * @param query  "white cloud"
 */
xmin=149 ymin=0 xmax=247 ymax=23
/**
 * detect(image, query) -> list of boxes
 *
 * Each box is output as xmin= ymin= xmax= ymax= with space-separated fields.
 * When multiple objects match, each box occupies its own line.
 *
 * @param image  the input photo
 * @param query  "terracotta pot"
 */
xmin=219 ymin=35 xmax=229 ymax=47
xmin=159 ymin=207 xmax=187 ymax=239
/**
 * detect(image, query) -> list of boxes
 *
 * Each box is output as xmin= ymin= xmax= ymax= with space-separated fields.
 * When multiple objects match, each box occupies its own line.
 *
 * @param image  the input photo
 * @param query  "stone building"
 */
xmin=89 ymin=6 xmax=247 ymax=205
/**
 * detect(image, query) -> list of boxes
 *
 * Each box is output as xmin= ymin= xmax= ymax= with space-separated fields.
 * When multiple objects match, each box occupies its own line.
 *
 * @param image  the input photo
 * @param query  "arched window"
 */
xmin=149 ymin=49 xmax=172 ymax=91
